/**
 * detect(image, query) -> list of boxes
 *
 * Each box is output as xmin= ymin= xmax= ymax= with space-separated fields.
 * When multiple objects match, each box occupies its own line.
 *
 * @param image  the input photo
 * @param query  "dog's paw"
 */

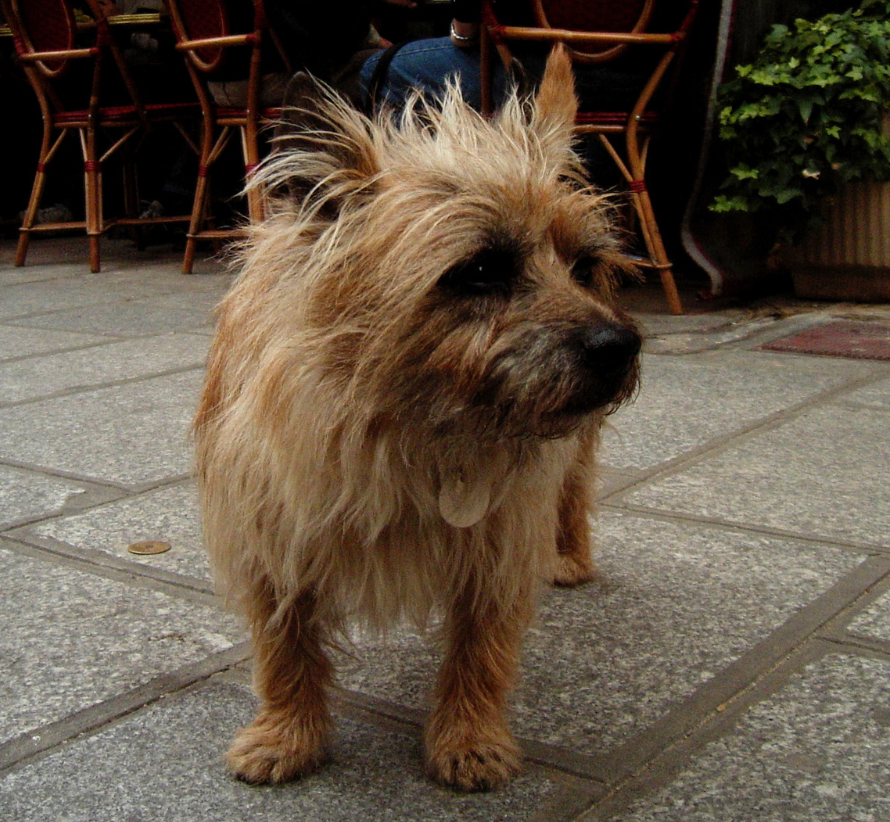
xmin=225 ymin=712 xmax=328 ymax=784
xmin=551 ymin=552 xmax=596 ymax=587
xmin=427 ymin=738 xmax=522 ymax=792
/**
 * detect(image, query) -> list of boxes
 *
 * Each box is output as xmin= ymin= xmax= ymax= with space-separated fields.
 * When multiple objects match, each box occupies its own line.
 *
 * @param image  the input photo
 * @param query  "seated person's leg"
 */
xmin=360 ymin=37 xmax=516 ymax=111
xmin=360 ymin=37 xmax=650 ymax=117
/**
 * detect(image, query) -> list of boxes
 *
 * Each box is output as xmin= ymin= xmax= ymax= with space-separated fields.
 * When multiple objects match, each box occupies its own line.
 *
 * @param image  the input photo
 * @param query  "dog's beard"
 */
xmin=456 ymin=329 xmax=641 ymax=441
xmin=420 ymin=357 xmax=639 ymax=442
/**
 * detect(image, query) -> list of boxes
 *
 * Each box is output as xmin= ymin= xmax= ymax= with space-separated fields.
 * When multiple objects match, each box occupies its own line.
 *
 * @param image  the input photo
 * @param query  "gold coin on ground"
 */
xmin=127 ymin=540 xmax=171 ymax=555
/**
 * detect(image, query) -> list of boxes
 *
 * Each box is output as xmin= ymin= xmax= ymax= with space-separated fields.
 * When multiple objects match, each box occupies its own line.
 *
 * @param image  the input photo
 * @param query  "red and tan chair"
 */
xmin=480 ymin=0 xmax=699 ymax=314
xmin=2 ymin=0 xmax=200 ymax=272
xmin=162 ymin=0 xmax=291 ymax=273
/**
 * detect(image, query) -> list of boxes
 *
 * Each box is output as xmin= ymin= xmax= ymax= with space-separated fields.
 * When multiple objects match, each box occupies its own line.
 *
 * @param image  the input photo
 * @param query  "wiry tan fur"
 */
xmin=195 ymin=46 xmax=641 ymax=792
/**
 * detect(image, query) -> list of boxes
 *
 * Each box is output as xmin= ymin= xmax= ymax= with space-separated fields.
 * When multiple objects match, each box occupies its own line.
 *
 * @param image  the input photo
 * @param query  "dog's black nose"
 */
xmin=578 ymin=324 xmax=641 ymax=376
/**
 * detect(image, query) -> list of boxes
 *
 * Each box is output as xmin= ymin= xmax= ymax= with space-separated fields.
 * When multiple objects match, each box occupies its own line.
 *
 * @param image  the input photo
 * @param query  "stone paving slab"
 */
xmin=4 ymin=292 xmax=220 ymax=337
xmin=0 ymin=465 xmax=96 ymax=530
xmin=623 ymin=402 xmax=890 ymax=548
xmin=0 ymin=273 xmax=185 ymax=322
xmin=25 ymin=481 xmax=210 ymax=583
xmin=617 ymin=652 xmax=890 ymax=822
xmin=0 ymin=325 xmax=108 ymax=361
xmin=0 ymin=370 xmax=203 ymax=487
xmin=838 ymin=374 xmax=890 ymax=409
xmin=0 ymin=333 xmax=209 ymax=405
xmin=0 ymin=679 xmax=559 ymax=822
xmin=601 ymin=350 xmax=874 ymax=471
xmin=0 ymin=265 xmax=81 ymax=286
xmin=0 ymin=542 xmax=243 ymax=745
xmin=339 ymin=512 xmax=864 ymax=757
xmin=847 ymin=590 xmax=890 ymax=644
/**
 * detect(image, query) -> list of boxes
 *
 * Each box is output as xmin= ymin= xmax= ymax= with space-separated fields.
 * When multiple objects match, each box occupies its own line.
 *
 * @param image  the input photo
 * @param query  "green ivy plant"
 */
xmin=711 ymin=0 xmax=890 ymax=242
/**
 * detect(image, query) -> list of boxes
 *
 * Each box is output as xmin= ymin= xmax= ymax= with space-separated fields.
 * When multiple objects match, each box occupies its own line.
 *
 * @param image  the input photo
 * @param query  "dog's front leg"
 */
xmin=227 ymin=587 xmax=333 ymax=784
xmin=425 ymin=576 xmax=531 ymax=791
xmin=553 ymin=428 xmax=599 ymax=587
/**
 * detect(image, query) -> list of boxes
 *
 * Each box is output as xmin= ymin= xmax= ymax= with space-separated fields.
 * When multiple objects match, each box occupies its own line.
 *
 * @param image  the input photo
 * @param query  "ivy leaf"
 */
xmin=797 ymin=99 xmax=814 ymax=122
xmin=730 ymin=164 xmax=760 ymax=181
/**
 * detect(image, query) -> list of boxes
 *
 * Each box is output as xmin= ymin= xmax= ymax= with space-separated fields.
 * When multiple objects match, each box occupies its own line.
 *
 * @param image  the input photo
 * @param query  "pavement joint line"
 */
xmin=0 ymin=362 xmax=207 ymax=411
xmin=584 ymin=639 xmax=890 ymax=821
xmin=642 ymin=315 xmax=807 ymax=355
xmin=333 ymin=687 xmax=610 ymax=787
xmin=736 ymin=312 xmax=831 ymax=346
xmin=0 ymin=336 xmax=129 ymax=365
xmin=0 ymin=456 xmax=193 ymax=496
xmin=578 ymin=610 xmax=890 ymax=820
xmin=0 ymin=285 xmax=219 ymax=323
xmin=0 ymin=533 xmax=220 ymax=605
xmin=813 ymin=571 xmax=890 ymax=653
xmin=0 ymin=473 xmax=195 ymax=536
xmin=525 ymin=781 xmax=607 ymax=822
xmin=576 ymin=640 xmax=833 ymax=822
xmin=0 ymin=643 xmax=251 ymax=775
xmin=835 ymin=396 xmax=890 ymax=413
xmin=817 ymin=632 xmax=890 ymax=658
xmin=601 ymin=365 xmax=890 ymax=506
xmin=0 ymin=486 xmax=128 ymax=534
xmin=602 ymin=501 xmax=890 ymax=556
xmin=0 ymin=326 xmax=212 ymax=366
xmin=0 ymin=457 xmax=142 ymax=494
xmin=199 ymin=669 xmax=605 ymax=822
xmin=578 ymin=553 xmax=890 ymax=789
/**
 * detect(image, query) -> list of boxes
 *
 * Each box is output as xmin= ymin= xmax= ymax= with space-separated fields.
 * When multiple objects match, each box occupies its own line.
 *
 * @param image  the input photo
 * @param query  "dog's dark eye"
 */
xmin=571 ymin=255 xmax=600 ymax=288
xmin=439 ymin=249 xmax=517 ymax=296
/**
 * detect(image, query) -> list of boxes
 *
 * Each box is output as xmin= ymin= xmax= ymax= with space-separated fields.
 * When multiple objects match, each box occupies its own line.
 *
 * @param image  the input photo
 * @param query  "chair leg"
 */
xmin=184 ymin=169 xmax=211 ymax=274
xmin=183 ymin=115 xmax=224 ymax=275
xmin=183 ymin=233 xmax=198 ymax=275
xmin=16 ymin=157 xmax=51 ymax=267
xmin=81 ymin=122 xmax=103 ymax=273
xmin=632 ymin=186 xmax=683 ymax=315
xmin=594 ymin=129 xmax=684 ymax=314
xmin=15 ymin=232 xmax=32 ymax=269
xmin=241 ymin=124 xmax=264 ymax=224
xmin=85 ymin=161 xmax=102 ymax=273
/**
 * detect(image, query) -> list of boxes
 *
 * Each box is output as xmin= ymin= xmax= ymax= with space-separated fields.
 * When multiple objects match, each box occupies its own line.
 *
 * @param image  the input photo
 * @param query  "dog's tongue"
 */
xmin=438 ymin=470 xmax=492 ymax=528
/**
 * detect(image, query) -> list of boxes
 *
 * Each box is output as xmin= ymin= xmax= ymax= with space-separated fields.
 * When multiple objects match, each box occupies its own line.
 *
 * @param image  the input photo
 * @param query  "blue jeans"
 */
xmin=360 ymin=37 xmax=510 ymax=111
xmin=359 ymin=36 xmax=652 ymax=113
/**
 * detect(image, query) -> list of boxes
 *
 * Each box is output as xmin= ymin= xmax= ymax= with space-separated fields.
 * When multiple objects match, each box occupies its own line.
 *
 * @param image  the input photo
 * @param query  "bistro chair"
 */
xmin=2 ymin=0 xmax=200 ymax=272
xmin=162 ymin=0 xmax=291 ymax=273
xmin=480 ymin=0 xmax=699 ymax=314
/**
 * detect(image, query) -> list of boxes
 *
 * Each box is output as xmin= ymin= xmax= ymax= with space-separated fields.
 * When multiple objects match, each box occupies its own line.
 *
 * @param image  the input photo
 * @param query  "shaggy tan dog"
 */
xmin=194 ymin=46 xmax=641 ymax=792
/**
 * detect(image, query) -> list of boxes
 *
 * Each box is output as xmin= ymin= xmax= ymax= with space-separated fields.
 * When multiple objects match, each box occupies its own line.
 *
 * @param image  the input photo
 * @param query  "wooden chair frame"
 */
xmin=481 ymin=0 xmax=699 ymax=314
xmin=163 ymin=0 xmax=290 ymax=273
xmin=3 ymin=0 xmax=199 ymax=272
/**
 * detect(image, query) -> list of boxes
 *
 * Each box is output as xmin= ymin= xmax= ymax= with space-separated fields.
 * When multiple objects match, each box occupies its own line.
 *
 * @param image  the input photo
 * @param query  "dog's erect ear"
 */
xmin=532 ymin=44 xmax=578 ymax=134
xmin=266 ymin=72 xmax=378 ymax=211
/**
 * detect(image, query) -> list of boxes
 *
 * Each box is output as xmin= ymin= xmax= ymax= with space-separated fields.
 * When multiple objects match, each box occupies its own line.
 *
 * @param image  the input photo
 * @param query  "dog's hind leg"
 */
xmin=552 ymin=430 xmax=598 ymax=587
xmin=425 ymin=578 xmax=530 ymax=791
xmin=226 ymin=586 xmax=333 ymax=784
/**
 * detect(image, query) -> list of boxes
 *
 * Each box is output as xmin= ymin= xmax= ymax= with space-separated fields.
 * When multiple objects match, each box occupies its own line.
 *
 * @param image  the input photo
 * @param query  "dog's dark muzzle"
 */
xmin=563 ymin=322 xmax=641 ymax=415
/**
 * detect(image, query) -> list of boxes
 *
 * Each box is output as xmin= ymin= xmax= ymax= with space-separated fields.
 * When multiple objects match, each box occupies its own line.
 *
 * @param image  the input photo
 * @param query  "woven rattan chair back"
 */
xmin=163 ymin=0 xmax=286 ymax=272
xmin=2 ymin=0 xmax=199 ymax=271
xmin=481 ymin=0 xmax=699 ymax=314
